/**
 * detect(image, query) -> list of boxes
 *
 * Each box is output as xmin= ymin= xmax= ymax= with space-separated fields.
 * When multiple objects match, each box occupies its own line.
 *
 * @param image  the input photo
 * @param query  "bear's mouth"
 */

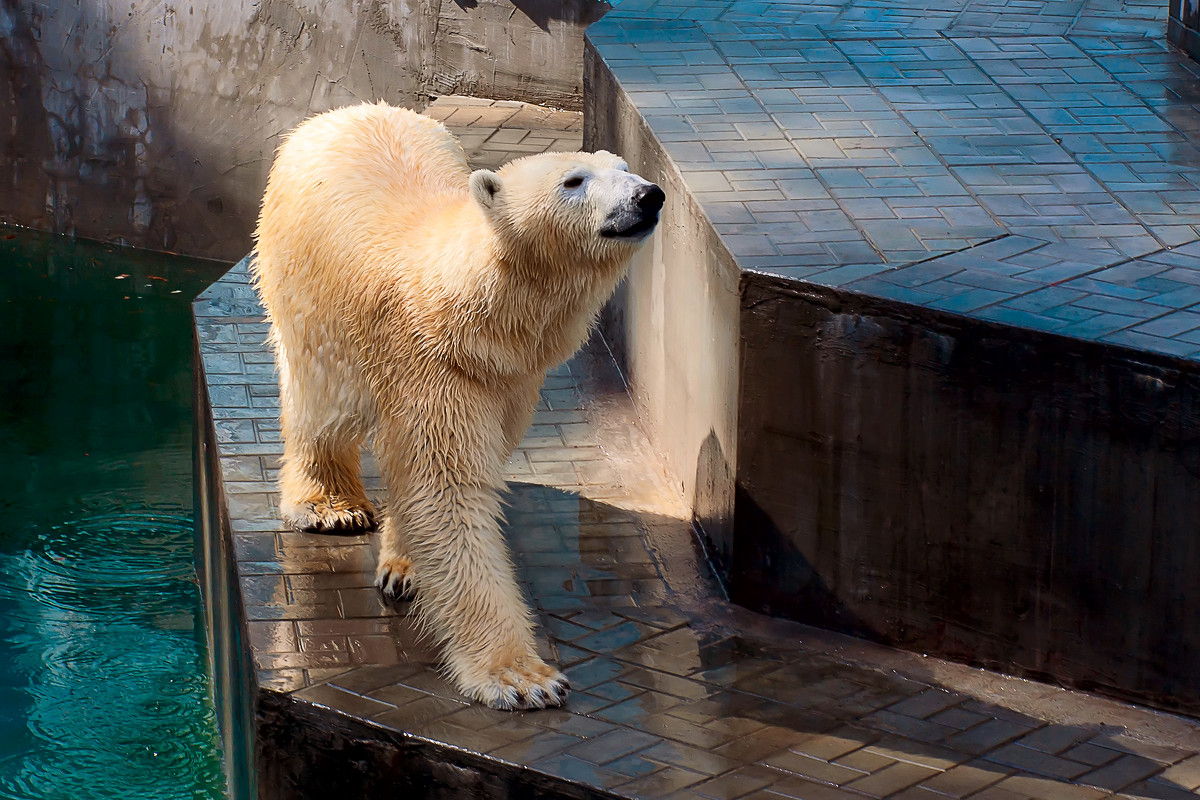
xmin=600 ymin=215 xmax=659 ymax=240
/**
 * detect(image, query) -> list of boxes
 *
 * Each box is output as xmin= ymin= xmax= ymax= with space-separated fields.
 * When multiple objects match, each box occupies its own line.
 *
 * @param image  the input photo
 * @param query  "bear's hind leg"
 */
xmin=279 ymin=434 xmax=376 ymax=533
xmin=276 ymin=344 xmax=376 ymax=533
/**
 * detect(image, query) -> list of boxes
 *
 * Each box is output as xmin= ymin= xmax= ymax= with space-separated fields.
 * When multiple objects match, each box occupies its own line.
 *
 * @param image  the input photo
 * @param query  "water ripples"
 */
xmin=0 ymin=505 xmax=226 ymax=799
xmin=12 ymin=508 xmax=196 ymax=614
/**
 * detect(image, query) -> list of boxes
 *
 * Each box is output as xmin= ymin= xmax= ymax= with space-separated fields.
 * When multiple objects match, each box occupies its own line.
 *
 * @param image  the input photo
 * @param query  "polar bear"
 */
xmin=251 ymin=102 xmax=663 ymax=710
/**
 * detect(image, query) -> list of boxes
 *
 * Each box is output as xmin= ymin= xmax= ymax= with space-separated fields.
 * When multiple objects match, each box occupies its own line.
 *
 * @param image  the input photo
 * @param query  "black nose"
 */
xmin=636 ymin=184 xmax=665 ymax=213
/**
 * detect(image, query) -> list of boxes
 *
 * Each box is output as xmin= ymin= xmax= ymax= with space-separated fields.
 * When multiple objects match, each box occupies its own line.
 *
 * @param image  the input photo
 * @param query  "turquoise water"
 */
xmin=0 ymin=229 xmax=229 ymax=799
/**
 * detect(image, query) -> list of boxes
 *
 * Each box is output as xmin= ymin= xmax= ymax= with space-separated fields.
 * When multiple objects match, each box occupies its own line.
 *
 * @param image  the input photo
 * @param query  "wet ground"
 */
xmin=196 ymin=97 xmax=1200 ymax=800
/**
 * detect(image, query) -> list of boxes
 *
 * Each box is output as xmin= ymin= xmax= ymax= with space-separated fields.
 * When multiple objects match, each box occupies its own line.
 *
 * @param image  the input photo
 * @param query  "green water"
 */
xmin=0 ymin=229 xmax=230 ymax=799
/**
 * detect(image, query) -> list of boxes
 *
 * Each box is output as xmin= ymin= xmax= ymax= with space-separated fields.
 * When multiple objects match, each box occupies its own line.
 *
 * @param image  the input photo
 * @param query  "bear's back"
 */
xmin=255 ymin=102 xmax=473 ymax=308
xmin=273 ymin=103 xmax=469 ymax=221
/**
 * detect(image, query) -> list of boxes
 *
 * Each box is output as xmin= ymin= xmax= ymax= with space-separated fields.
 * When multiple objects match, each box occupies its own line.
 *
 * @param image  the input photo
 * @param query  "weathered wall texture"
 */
xmin=0 ymin=0 xmax=428 ymax=260
xmin=585 ymin=43 xmax=742 ymax=567
xmin=735 ymin=272 xmax=1200 ymax=714
xmin=0 ymin=0 xmax=603 ymax=261
xmin=428 ymin=0 xmax=608 ymax=110
xmin=1169 ymin=0 xmax=1200 ymax=63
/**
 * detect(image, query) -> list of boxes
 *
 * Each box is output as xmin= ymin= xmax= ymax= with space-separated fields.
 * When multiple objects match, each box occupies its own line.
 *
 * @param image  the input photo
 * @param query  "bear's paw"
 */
xmin=282 ymin=499 xmax=376 ymax=534
xmin=374 ymin=554 xmax=417 ymax=602
xmin=462 ymin=660 xmax=571 ymax=711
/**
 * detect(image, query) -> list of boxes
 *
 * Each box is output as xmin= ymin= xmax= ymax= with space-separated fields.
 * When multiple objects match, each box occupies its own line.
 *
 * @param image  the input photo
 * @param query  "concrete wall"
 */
xmin=0 ymin=0 xmax=603 ymax=261
xmin=584 ymin=43 xmax=742 ymax=567
xmin=194 ymin=345 xmax=258 ymax=800
xmin=1169 ymin=0 xmax=1200 ymax=63
xmin=427 ymin=0 xmax=608 ymax=110
xmin=586 ymin=36 xmax=1200 ymax=712
xmin=736 ymin=272 xmax=1200 ymax=715
xmin=0 ymin=0 xmax=428 ymax=261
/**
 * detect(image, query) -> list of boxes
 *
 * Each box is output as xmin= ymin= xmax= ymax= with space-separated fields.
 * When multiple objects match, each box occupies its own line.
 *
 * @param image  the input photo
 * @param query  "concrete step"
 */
xmin=585 ymin=9 xmax=1200 ymax=718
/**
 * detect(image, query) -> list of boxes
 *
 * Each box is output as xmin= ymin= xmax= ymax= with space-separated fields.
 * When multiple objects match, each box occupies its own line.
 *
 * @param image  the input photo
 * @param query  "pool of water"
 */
xmin=0 ymin=228 xmax=230 ymax=799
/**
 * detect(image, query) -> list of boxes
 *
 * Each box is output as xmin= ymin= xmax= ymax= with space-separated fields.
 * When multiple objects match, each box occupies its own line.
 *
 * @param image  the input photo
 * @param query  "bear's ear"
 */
xmin=470 ymin=169 xmax=503 ymax=209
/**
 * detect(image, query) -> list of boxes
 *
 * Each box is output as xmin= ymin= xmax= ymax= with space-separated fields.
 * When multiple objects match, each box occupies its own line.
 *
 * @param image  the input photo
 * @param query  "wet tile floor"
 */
xmin=195 ymin=97 xmax=1200 ymax=799
xmin=589 ymin=0 xmax=1200 ymax=361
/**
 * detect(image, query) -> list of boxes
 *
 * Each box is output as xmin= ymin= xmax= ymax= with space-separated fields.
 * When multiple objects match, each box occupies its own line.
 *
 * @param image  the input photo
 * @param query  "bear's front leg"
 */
xmin=377 ymin=442 xmax=569 ymax=710
xmin=375 ymin=514 xmax=417 ymax=602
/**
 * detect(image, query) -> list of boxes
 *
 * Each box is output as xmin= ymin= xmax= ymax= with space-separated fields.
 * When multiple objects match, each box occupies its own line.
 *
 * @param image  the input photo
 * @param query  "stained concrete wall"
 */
xmin=0 ymin=0 xmax=428 ymax=261
xmin=0 ymin=0 xmax=604 ymax=261
xmin=584 ymin=43 xmax=742 ymax=567
xmin=1169 ymin=0 xmax=1200 ymax=62
xmin=427 ymin=0 xmax=609 ymax=109
xmin=735 ymin=272 xmax=1200 ymax=715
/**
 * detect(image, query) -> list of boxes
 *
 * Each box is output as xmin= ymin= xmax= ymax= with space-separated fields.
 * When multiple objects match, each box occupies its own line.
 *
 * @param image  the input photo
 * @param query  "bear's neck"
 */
xmin=444 ymin=237 xmax=626 ymax=378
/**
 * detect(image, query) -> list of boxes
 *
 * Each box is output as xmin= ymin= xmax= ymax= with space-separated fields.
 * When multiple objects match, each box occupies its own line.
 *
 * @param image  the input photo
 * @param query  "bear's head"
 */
xmin=468 ymin=150 xmax=665 ymax=264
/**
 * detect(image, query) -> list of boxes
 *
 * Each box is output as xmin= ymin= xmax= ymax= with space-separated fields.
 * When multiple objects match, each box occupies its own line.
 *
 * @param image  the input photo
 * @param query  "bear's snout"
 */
xmin=598 ymin=176 xmax=665 ymax=241
xmin=636 ymin=184 xmax=666 ymax=213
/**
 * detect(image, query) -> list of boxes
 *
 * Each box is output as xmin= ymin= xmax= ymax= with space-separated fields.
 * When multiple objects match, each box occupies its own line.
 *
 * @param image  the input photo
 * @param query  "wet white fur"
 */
xmin=251 ymin=102 xmax=655 ymax=709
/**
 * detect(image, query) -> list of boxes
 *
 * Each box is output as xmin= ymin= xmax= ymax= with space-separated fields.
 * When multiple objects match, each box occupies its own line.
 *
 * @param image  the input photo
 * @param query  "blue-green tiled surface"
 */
xmin=587 ymin=0 xmax=1200 ymax=359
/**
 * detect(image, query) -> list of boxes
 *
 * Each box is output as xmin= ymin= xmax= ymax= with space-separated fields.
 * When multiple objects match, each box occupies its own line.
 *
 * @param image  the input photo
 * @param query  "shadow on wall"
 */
xmin=0 ymin=1 xmax=52 ymax=238
xmin=729 ymin=485 xmax=881 ymax=643
xmin=0 ymin=0 xmax=426 ymax=261
xmin=692 ymin=430 xmax=735 ymax=588
xmin=509 ymin=0 xmax=608 ymax=31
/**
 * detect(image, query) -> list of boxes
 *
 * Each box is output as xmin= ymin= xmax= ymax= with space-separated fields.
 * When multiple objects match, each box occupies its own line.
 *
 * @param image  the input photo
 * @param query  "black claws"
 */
xmin=297 ymin=508 xmax=376 ymax=535
xmin=374 ymin=572 xmax=410 ymax=603
xmin=503 ymin=678 xmax=569 ymax=711
xmin=332 ymin=513 xmax=376 ymax=533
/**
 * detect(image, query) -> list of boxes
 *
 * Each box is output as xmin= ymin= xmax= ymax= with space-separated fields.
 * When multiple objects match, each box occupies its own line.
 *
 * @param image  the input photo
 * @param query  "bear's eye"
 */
xmin=563 ymin=176 xmax=585 ymax=189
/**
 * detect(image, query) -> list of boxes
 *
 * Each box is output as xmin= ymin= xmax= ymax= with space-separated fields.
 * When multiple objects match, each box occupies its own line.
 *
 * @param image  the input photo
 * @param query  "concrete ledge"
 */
xmin=193 ymin=261 xmax=1200 ymax=800
xmin=256 ymin=691 xmax=624 ymax=800
xmin=583 ymin=6 xmax=1200 ymax=714
xmin=193 ymin=285 xmax=262 ymax=800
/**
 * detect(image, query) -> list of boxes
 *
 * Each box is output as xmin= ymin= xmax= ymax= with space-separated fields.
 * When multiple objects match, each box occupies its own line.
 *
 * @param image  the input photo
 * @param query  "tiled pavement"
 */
xmin=587 ymin=0 xmax=1200 ymax=359
xmin=196 ymin=97 xmax=1200 ymax=799
xmin=421 ymin=95 xmax=586 ymax=170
